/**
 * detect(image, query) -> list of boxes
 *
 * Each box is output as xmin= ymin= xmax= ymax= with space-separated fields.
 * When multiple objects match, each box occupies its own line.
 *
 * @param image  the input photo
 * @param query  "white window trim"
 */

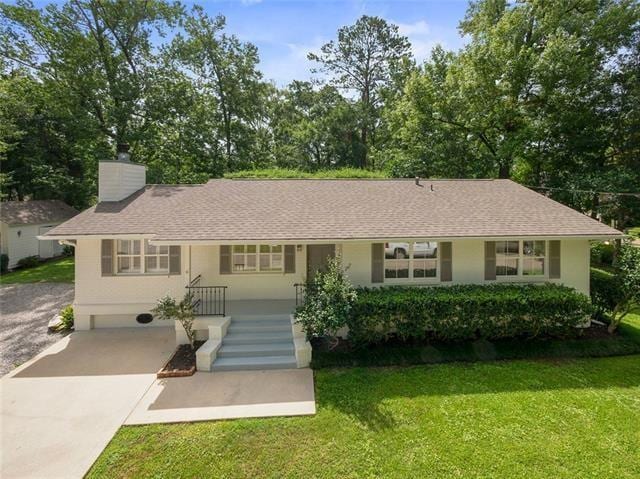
xmin=495 ymin=240 xmax=548 ymax=280
xmin=384 ymin=241 xmax=439 ymax=283
xmin=231 ymin=244 xmax=284 ymax=274
xmin=115 ymin=239 xmax=170 ymax=275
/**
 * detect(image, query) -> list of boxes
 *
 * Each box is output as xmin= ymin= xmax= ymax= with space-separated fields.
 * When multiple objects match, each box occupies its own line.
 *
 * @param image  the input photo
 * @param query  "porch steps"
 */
xmin=211 ymin=315 xmax=297 ymax=371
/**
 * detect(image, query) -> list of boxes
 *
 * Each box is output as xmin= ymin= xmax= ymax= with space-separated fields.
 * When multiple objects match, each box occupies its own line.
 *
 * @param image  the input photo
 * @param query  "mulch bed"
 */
xmin=157 ymin=341 xmax=205 ymax=378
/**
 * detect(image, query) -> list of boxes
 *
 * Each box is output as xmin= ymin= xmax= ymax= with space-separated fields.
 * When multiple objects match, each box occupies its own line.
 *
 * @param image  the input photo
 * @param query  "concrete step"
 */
xmin=212 ymin=355 xmax=297 ymax=371
xmin=222 ymin=331 xmax=294 ymax=345
xmin=218 ymin=342 xmax=295 ymax=358
xmin=228 ymin=321 xmax=291 ymax=333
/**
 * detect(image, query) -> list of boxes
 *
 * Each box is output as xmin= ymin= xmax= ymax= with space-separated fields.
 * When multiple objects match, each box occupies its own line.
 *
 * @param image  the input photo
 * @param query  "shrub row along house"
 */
xmin=42 ymin=151 xmax=622 ymax=371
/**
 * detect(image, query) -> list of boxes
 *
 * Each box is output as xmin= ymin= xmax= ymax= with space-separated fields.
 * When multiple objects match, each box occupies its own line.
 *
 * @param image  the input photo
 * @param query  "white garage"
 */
xmin=0 ymin=200 xmax=78 ymax=269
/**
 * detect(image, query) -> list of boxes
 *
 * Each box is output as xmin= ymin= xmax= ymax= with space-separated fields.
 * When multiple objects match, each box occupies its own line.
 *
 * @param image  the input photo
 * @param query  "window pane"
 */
xmin=523 ymin=258 xmax=544 ymax=276
xmin=118 ymin=257 xmax=130 ymax=272
xmin=246 ymin=255 xmax=256 ymax=269
xmin=117 ymin=240 xmax=130 ymax=255
xmin=145 ymin=240 xmax=156 ymax=254
xmin=385 ymin=267 xmax=397 ymax=279
xmin=523 ymin=241 xmax=545 ymax=257
xmin=159 ymin=256 xmax=168 ymax=270
xmin=496 ymin=258 xmax=518 ymax=276
xmin=414 ymin=242 xmax=437 ymax=259
xmin=424 ymin=259 xmax=437 ymax=277
xmin=260 ymin=254 xmax=270 ymax=269
xmin=260 ymin=245 xmax=270 ymax=253
xmin=145 ymin=256 xmax=158 ymax=272
xmin=385 ymin=242 xmax=409 ymax=259
xmin=233 ymin=254 xmax=245 ymax=270
xmin=133 ymin=256 xmax=140 ymax=271
xmin=246 ymin=245 xmax=256 ymax=254
xmin=397 ymin=261 xmax=409 ymax=278
xmin=272 ymin=245 xmax=282 ymax=253
xmin=272 ymin=254 xmax=282 ymax=269
xmin=233 ymin=245 xmax=244 ymax=254
xmin=132 ymin=240 xmax=141 ymax=255
xmin=158 ymin=245 xmax=169 ymax=255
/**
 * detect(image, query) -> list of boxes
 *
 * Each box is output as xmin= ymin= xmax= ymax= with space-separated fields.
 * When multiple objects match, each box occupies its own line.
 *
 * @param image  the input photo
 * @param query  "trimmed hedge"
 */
xmin=347 ymin=284 xmax=593 ymax=346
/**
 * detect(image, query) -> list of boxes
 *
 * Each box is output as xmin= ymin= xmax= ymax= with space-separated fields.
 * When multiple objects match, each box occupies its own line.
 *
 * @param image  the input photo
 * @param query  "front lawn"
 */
xmin=90 ymin=354 xmax=640 ymax=478
xmin=0 ymin=257 xmax=74 ymax=284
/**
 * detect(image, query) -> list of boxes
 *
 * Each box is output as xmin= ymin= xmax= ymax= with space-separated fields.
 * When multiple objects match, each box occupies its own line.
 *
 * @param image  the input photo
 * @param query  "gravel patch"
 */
xmin=0 ymin=283 xmax=74 ymax=376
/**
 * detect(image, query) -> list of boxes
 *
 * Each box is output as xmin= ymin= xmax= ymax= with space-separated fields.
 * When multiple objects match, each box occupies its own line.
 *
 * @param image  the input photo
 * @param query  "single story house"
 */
xmin=1 ymin=200 xmax=78 ymax=269
xmin=43 ymin=157 xmax=622 ymax=371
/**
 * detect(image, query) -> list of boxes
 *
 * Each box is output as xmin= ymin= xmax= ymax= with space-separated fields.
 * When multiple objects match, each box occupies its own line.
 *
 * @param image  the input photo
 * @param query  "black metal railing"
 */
xmin=294 ymin=283 xmax=316 ymax=307
xmin=186 ymin=275 xmax=227 ymax=316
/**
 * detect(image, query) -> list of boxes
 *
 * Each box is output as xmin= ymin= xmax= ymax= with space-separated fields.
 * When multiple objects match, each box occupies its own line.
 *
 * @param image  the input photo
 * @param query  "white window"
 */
xmin=384 ymin=241 xmax=438 ymax=280
xmin=117 ymin=240 xmax=141 ymax=274
xmin=145 ymin=241 xmax=169 ymax=273
xmin=116 ymin=240 xmax=169 ymax=274
xmin=495 ymin=240 xmax=546 ymax=277
xmin=233 ymin=244 xmax=283 ymax=273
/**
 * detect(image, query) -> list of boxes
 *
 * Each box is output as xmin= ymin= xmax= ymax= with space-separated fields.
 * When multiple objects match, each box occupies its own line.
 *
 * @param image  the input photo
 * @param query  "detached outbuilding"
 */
xmin=0 ymin=200 xmax=78 ymax=268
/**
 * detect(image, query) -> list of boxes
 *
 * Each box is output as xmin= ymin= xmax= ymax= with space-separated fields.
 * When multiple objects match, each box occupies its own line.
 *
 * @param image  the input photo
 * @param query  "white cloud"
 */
xmin=391 ymin=18 xmax=452 ymax=63
xmin=396 ymin=20 xmax=430 ymax=37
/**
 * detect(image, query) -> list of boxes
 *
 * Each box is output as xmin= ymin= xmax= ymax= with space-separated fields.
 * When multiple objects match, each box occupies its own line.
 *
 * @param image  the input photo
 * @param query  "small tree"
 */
xmin=607 ymin=244 xmax=640 ymax=333
xmin=152 ymin=292 xmax=197 ymax=349
xmin=295 ymin=256 xmax=357 ymax=348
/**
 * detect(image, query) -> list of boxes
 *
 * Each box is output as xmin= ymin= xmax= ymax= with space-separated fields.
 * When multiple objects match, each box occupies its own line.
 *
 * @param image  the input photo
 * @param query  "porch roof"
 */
xmin=44 ymin=179 xmax=622 ymax=241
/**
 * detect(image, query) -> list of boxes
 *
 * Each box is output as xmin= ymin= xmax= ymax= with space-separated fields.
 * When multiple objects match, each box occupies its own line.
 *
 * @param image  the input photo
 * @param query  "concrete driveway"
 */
xmin=1 ymin=328 xmax=174 ymax=479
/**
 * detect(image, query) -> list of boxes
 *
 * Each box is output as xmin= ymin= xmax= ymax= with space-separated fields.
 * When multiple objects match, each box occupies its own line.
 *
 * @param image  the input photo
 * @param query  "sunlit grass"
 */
xmin=0 ymin=257 xmax=74 ymax=284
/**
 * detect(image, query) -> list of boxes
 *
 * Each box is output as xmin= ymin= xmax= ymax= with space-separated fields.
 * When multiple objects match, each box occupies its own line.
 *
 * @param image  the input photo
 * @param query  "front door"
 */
xmin=306 ymin=244 xmax=335 ymax=281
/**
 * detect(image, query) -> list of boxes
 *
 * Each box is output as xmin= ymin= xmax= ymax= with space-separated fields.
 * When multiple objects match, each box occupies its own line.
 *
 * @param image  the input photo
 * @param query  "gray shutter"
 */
xmin=484 ymin=241 xmax=496 ymax=281
xmin=169 ymin=246 xmax=181 ymax=275
xmin=548 ymin=240 xmax=561 ymax=279
xmin=284 ymin=245 xmax=296 ymax=273
xmin=371 ymin=243 xmax=384 ymax=283
xmin=440 ymin=242 xmax=452 ymax=282
xmin=220 ymin=245 xmax=231 ymax=274
xmin=101 ymin=239 xmax=113 ymax=276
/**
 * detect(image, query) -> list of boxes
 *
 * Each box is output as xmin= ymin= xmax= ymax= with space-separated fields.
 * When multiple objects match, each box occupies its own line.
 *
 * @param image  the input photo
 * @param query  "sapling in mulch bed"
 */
xmin=152 ymin=292 xmax=202 ymax=377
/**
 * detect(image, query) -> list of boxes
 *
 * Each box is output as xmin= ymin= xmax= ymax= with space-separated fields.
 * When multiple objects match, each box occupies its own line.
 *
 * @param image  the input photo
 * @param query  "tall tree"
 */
xmin=169 ymin=6 xmax=266 ymax=170
xmin=308 ymin=15 xmax=411 ymax=168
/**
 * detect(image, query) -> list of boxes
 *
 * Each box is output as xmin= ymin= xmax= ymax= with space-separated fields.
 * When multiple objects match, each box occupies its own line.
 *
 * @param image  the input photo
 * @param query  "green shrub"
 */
xmin=590 ymin=242 xmax=615 ymax=266
xmin=152 ymin=293 xmax=197 ymax=349
xmin=590 ymin=268 xmax=621 ymax=320
xmin=16 ymin=255 xmax=40 ymax=269
xmin=57 ymin=305 xmax=74 ymax=331
xmin=0 ymin=254 xmax=8 ymax=273
xmin=346 ymin=284 xmax=593 ymax=346
xmin=296 ymin=257 xmax=357 ymax=344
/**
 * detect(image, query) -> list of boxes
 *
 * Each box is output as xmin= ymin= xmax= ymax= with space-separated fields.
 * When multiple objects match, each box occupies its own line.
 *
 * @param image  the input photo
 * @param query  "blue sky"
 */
xmin=187 ymin=0 xmax=470 ymax=86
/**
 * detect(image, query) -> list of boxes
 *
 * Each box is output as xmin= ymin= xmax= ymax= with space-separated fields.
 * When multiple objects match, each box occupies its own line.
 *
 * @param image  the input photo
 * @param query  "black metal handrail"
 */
xmin=186 ymin=278 xmax=227 ymax=316
xmin=294 ymin=283 xmax=316 ymax=307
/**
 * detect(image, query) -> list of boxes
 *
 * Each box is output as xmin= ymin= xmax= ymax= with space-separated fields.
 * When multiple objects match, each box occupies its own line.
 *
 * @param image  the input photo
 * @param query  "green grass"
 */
xmin=224 ymin=167 xmax=389 ymax=179
xmin=0 ymin=257 xmax=74 ymax=284
xmin=627 ymin=226 xmax=640 ymax=239
xmin=89 ymin=353 xmax=640 ymax=479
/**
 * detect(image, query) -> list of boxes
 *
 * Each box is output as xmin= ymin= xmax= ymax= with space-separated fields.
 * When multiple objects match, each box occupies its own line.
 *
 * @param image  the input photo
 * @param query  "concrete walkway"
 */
xmin=1 ymin=327 xmax=316 ymax=478
xmin=126 ymin=368 xmax=316 ymax=425
xmin=1 ymin=328 xmax=175 ymax=479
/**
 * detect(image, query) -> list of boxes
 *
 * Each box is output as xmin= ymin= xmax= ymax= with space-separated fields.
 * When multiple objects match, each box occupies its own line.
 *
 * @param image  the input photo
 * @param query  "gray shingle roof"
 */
xmin=1 ymin=200 xmax=78 ymax=226
xmin=44 ymin=179 xmax=622 ymax=240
